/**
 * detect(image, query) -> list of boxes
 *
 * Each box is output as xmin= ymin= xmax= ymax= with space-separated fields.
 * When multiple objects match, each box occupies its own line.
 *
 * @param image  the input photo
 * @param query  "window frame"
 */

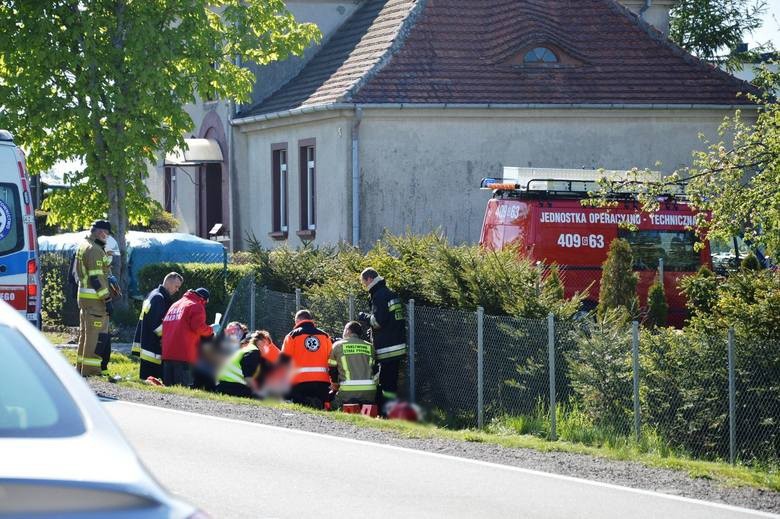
xmin=297 ymin=139 xmax=316 ymax=239
xmin=523 ymin=47 xmax=558 ymax=64
xmin=270 ymin=143 xmax=289 ymax=239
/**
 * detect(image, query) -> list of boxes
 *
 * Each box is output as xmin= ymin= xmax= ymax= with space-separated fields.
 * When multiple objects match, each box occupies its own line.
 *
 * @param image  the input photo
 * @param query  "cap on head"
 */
xmin=91 ymin=219 xmax=112 ymax=233
xmin=194 ymin=287 xmax=210 ymax=302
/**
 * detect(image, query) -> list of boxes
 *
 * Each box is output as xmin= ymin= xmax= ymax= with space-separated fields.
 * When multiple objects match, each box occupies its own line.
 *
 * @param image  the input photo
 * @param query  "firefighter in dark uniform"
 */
xmin=359 ymin=268 xmax=407 ymax=405
xmin=75 ymin=220 xmax=113 ymax=377
xmin=329 ymin=321 xmax=378 ymax=409
xmin=215 ymin=330 xmax=281 ymax=398
xmin=131 ymin=272 xmax=183 ymax=380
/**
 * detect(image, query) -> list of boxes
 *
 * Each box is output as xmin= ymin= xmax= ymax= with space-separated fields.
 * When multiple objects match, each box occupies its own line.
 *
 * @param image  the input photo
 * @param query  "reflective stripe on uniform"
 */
xmin=131 ymin=342 xmax=141 ymax=354
xmin=382 ymin=390 xmax=398 ymax=399
xmin=140 ymin=349 xmax=162 ymax=365
xmin=340 ymin=356 xmax=351 ymax=381
xmin=220 ymin=364 xmax=246 ymax=385
xmin=87 ymin=269 xmax=103 ymax=276
xmin=293 ymin=367 xmax=328 ymax=374
xmin=339 ymin=379 xmax=377 ymax=392
xmin=82 ymin=357 xmax=102 ymax=367
xmin=376 ymin=343 xmax=407 ymax=360
xmin=153 ymin=324 xmax=163 ymax=337
xmin=328 ymin=359 xmax=338 ymax=366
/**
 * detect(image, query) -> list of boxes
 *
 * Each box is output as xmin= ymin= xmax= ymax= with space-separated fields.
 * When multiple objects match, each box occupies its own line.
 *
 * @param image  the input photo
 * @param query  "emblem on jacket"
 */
xmin=304 ymin=336 xmax=320 ymax=352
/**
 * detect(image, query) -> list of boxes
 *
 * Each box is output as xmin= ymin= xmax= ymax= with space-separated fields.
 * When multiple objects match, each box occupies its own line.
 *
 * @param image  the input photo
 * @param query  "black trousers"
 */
xmin=289 ymin=382 xmax=330 ymax=409
xmin=378 ymin=358 xmax=401 ymax=400
xmin=163 ymin=361 xmax=194 ymax=387
xmin=139 ymin=359 xmax=163 ymax=381
xmin=215 ymin=381 xmax=253 ymax=398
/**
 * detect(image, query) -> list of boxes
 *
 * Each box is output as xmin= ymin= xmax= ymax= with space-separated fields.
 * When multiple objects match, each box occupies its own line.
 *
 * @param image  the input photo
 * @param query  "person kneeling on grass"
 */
xmin=214 ymin=330 xmax=282 ymax=398
xmin=329 ymin=321 xmax=378 ymax=410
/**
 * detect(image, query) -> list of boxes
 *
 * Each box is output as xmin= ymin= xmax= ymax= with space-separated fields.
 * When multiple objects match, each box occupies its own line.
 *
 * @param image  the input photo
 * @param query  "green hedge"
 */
xmin=137 ymin=262 xmax=255 ymax=323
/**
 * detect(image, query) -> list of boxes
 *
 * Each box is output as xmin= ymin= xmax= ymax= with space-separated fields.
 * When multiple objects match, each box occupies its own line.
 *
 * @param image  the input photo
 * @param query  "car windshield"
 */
xmin=620 ymin=230 xmax=700 ymax=272
xmin=0 ymin=183 xmax=23 ymax=256
xmin=0 ymin=326 xmax=85 ymax=437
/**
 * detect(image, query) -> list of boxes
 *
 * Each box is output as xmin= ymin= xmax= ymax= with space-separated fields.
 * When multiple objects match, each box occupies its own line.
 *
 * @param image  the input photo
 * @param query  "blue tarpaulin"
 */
xmin=38 ymin=231 xmax=225 ymax=296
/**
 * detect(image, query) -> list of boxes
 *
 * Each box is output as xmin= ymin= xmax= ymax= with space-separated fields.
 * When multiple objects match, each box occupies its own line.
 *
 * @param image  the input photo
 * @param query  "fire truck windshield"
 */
xmin=619 ymin=230 xmax=700 ymax=272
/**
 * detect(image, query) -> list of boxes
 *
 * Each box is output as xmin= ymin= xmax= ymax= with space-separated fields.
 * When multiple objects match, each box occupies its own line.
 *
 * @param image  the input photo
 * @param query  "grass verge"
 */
xmin=59 ymin=349 xmax=780 ymax=492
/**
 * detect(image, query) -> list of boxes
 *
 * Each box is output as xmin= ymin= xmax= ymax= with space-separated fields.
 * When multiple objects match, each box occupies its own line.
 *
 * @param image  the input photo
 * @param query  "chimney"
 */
xmin=619 ymin=0 xmax=676 ymax=37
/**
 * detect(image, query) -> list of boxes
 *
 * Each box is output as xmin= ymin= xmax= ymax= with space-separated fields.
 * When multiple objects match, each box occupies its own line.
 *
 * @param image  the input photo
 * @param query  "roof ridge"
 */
xmin=341 ymin=0 xmax=428 ymax=103
xmin=601 ymin=0 xmax=759 ymax=97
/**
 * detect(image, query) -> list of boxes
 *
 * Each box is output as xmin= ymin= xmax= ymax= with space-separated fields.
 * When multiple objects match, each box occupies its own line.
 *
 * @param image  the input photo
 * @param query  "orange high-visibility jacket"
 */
xmin=281 ymin=320 xmax=332 ymax=385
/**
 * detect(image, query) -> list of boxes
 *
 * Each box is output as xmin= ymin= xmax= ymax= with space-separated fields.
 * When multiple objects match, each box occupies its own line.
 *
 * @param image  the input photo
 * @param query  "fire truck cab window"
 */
xmin=619 ymin=230 xmax=699 ymax=272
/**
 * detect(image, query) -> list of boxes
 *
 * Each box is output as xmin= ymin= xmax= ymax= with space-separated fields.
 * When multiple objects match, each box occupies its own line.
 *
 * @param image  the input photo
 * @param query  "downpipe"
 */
xmin=351 ymin=107 xmax=363 ymax=247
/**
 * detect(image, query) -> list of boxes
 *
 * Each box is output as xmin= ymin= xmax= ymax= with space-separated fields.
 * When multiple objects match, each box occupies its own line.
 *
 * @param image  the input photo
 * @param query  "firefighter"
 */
xmin=131 ymin=272 xmax=183 ymax=380
xmin=75 ymin=220 xmax=113 ymax=377
xmin=161 ymin=287 xmax=217 ymax=387
xmin=329 ymin=321 xmax=378 ymax=409
xmin=281 ymin=310 xmax=333 ymax=409
xmin=215 ymin=330 xmax=281 ymax=398
xmin=358 ymin=268 xmax=407 ymax=406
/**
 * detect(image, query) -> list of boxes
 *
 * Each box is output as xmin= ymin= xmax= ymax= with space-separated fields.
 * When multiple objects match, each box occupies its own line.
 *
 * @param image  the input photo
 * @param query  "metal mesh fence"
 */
xmin=36 ymin=248 xmax=780 ymax=466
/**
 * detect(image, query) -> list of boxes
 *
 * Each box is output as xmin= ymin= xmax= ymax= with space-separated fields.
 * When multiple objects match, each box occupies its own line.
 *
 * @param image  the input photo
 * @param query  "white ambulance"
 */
xmin=0 ymin=130 xmax=40 ymax=327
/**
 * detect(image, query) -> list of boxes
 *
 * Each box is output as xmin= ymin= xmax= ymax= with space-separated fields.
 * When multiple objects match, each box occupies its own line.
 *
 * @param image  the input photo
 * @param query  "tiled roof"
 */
xmin=240 ymin=0 xmax=419 ymax=117
xmin=242 ymin=0 xmax=757 ymax=117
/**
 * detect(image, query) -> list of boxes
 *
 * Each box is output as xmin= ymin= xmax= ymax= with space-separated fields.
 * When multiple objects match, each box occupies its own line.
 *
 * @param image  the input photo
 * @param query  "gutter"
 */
xmin=351 ymin=107 xmax=363 ymax=247
xmin=231 ymin=101 xmax=758 ymax=125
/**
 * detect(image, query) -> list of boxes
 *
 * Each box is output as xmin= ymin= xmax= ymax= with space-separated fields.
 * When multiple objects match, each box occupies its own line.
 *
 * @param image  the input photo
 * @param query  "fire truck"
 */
xmin=479 ymin=167 xmax=711 ymax=326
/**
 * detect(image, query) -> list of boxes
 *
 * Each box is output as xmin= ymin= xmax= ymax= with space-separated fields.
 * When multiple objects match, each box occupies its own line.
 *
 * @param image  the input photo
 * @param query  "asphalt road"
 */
xmin=104 ymin=401 xmax=776 ymax=519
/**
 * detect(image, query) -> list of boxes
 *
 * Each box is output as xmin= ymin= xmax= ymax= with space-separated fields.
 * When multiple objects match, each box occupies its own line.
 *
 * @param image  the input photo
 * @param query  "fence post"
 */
xmin=408 ymin=299 xmax=415 ymax=404
xmin=477 ymin=306 xmax=484 ymax=429
xmin=348 ymin=294 xmax=355 ymax=321
xmin=728 ymin=327 xmax=737 ymax=465
xmin=222 ymin=247 xmax=228 ymax=298
xmin=548 ymin=312 xmax=556 ymax=441
xmin=632 ymin=320 xmax=641 ymax=442
xmin=249 ymin=278 xmax=256 ymax=330
xmin=658 ymin=257 xmax=664 ymax=281
xmin=295 ymin=288 xmax=301 ymax=312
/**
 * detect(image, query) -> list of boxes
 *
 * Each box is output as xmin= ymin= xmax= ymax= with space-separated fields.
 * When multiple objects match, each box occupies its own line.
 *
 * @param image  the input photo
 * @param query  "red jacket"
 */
xmin=162 ymin=291 xmax=213 ymax=363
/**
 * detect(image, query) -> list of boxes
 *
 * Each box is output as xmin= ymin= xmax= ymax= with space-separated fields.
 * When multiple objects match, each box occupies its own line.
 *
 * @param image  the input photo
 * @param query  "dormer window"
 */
xmin=523 ymin=47 xmax=558 ymax=64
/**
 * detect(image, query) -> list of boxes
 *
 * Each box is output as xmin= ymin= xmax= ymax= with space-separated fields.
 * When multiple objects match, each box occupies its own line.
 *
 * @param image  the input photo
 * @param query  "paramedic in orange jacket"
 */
xmin=281 ymin=310 xmax=333 ymax=409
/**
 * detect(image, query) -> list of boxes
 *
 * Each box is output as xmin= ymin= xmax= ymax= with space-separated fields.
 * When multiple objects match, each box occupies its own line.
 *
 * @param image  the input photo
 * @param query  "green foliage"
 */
xmin=0 ymin=0 xmax=319 ymax=290
xmin=646 ymin=277 xmax=669 ymax=328
xmin=670 ymin=0 xmax=767 ymax=70
xmin=643 ymin=269 xmax=780 ymax=461
xmin=247 ymin=232 xmax=581 ymax=319
xmin=587 ymin=70 xmax=780 ymax=259
xmin=680 ymin=266 xmax=719 ymax=317
xmin=740 ymin=252 xmax=762 ymax=271
xmin=138 ymin=262 xmax=254 ymax=323
xmin=568 ymin=310 xmax=634 ymax=430
xmin=40 ymin=253 xmax=73 ymax=326
xmin=128 ymin=206 xmax=178 ymax=233
xmin=597 ymin=238 xmax=639 ymax=321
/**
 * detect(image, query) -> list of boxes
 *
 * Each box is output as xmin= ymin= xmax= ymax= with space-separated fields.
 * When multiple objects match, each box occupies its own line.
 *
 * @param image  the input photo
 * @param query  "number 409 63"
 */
xmin=557 ymin=233 xmax=605 ymax=248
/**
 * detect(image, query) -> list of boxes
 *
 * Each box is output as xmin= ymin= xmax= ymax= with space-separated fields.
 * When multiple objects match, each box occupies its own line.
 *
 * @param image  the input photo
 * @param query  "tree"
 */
xmin=0 ymin=1 xmax=319 ymax=298
xmin=588 ymin=69 xmax=780 ymax=260
xmin=670 ymin=0 xmax=768 ymax=70
xmin=597 ymin=238 xmax=639 ymax=321
xmin=646 ymin=276 xmax=668 ymax=328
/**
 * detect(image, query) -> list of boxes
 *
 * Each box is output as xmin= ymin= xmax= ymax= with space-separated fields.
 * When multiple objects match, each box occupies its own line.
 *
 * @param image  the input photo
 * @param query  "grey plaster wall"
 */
xmin=357 ymin=107 xmax=750 ymax=246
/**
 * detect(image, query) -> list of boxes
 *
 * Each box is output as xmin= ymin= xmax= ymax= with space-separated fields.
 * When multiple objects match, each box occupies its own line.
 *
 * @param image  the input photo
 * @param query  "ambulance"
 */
xmin=0 ymin=130 xmax=40 ymax=327
xmin=479 ymin=167 xmax=710 ymax=326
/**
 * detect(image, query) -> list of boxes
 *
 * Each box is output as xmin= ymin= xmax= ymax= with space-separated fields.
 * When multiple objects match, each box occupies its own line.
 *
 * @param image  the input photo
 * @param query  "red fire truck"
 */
xmin=479 ymin=168 xmax=710 ymax=326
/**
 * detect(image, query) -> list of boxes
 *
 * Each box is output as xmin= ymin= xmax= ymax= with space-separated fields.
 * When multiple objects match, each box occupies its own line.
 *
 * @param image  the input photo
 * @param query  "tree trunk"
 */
xmin=105 ymin=174 xmax=130 ymax=309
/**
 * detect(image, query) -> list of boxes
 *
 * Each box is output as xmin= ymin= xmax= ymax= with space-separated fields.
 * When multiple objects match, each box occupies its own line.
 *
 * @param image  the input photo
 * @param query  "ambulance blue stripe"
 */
xmin=0 ymin=249 xmax=28 ymax=278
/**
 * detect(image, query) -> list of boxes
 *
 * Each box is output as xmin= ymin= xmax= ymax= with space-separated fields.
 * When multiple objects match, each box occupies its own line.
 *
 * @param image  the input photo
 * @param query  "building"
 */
xmin=147 ymin=0 xmax=759 ymax=250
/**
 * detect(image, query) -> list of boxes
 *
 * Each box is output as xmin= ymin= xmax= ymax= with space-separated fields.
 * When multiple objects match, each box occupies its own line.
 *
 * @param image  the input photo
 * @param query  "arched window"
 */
xmin=523 ymin=47 xmax=558 ymax=64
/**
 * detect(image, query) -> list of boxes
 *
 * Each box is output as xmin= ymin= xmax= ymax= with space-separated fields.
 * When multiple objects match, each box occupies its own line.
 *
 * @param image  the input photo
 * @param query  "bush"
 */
xmin=128 ymin=206 xmax=179 ymax=233
xmin=679 ymin=266 xmax=719 ymax=318
xmin=567 ymin=309 xmax=633 ymax=432
xmin=247 ymin=231 xmax=582 ymax=319
xmin=597 ymin=238 xmax=638 ymax=321
xmin=645 ymin=276 xmax=668 ymax=328
xmin=137 ymin=262 xmax=254 ymax=323
xmin=741 ymin=252 xmax=762 ymax=271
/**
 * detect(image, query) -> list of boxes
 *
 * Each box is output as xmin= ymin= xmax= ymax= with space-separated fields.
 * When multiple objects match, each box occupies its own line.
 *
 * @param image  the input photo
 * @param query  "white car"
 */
xmin=0 ymin=301 xmax=203 ymax=518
